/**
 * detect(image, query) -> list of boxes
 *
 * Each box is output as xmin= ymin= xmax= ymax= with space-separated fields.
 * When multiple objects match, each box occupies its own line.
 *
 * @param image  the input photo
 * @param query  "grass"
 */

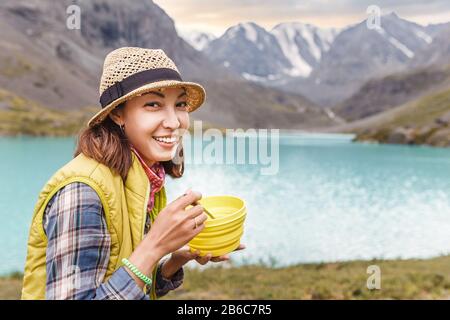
xmin=2 ymin=255 xmax=449 ymax=300
xmin=0 ymin=55 xmax=33 ymax=78
xmin=0 ymin=88 xmax=97 ymax=136
xmin=337 ymin=87 xmax=450 ymax=146
xmin=353 ymin=87 xmax=450 ymax=132
xmin=377 ymin=88 xmax=450 ymax=129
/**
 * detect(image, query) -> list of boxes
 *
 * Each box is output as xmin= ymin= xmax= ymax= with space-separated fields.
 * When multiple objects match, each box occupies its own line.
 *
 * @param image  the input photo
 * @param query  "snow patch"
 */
xmin=241 ymin=72 xmax=281 ymax=82
xmin=388 ymin=37 xmax=414 ymax=58
xmin=375 ymin=27 xmax=414 ymax=59
xmin=415 ymin=29 xmax=433 ymax=44
xmin=272 ymin=26 xmax=312 ymax=77
xmin=242 ymin=23 xmax=258 ymax=43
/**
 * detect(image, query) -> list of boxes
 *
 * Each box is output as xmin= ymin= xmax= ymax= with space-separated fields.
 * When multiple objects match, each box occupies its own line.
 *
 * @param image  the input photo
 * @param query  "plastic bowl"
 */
xmin=188 ymin=195 xmax=246 ymax=257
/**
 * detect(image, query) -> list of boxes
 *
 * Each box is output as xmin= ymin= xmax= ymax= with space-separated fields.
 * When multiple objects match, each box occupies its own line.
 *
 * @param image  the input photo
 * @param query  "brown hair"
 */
xmin=74 ymin=103 xmax=184 ymax=181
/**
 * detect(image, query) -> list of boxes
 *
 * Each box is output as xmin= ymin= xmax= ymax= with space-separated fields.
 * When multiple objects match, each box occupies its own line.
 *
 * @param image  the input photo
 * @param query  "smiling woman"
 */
xmin=107 ymin=87 xmax=190 ymax=175
xmin=21 ymin=47 xmax=245 ymax=300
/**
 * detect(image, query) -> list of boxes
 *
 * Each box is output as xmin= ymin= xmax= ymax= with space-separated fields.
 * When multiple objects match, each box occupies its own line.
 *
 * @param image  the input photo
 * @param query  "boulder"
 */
xmin=386 ymin=127 xmax=416 ymax=144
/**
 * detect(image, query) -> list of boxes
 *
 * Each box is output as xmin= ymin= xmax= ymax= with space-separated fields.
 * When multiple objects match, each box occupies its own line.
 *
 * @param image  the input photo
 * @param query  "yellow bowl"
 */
xmin=200 ymin=196 xmax=245 ymax=225
xmin=188 ymin=195 xmax=246 ymax=257
xmin=193 ymin=221 xmax=243 ymax=238
xmin=189 ymin=226 xmax=244 ymax=246
xmin=189 ymin=238 xmax=242 ymax=257
xmin=200 ymin=212 xmax=246 ymax=232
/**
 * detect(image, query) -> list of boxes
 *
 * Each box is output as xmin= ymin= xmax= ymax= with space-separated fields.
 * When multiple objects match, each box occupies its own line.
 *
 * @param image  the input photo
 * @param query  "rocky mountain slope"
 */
xmin=333 ymin=64 xmax=450 ymax=121
xmin=324 ymin=85 xmax=450 ymax=147
xmin=0 ymin=0 xmax=335 ymax=133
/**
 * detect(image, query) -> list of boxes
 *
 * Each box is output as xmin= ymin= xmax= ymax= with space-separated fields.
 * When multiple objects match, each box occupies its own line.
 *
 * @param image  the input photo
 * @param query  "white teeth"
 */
xmin=153 ymin=136 xmax=177 ymax=143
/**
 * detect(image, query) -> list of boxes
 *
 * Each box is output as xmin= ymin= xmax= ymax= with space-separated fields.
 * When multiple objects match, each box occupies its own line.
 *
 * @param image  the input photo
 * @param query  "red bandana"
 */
xmin=130 ymin=146 xmax=165 ymax=212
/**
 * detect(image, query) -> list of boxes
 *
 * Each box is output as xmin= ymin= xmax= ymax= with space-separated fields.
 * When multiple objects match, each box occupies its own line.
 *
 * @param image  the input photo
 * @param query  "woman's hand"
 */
xmin=161 ymin=243 xmax=247 ymax=279
xmin=194 ymin=243 xmax=246 ymax=265
xmin=145 ymin=190 xmax=208 ymax=258
xmin=159 ymin=245 xmax=200 ymax=279
xmin=126 ymin=190 xmax=207 ymax=287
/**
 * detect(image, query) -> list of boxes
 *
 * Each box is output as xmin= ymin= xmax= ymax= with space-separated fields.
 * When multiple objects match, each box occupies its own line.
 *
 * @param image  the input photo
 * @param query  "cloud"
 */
xmin=154 ymin=0 xmax=450 ymax=35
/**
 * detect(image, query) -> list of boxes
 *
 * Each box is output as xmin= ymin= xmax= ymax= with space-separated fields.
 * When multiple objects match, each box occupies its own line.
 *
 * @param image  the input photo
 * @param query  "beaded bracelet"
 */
xmin=122 ymin=258 xmax=153 ymax=286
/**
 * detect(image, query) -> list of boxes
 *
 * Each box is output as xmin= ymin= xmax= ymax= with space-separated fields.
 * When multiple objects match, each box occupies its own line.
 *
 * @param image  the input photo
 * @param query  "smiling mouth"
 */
xmin=152 ymin=135 xmax=179 ymax=144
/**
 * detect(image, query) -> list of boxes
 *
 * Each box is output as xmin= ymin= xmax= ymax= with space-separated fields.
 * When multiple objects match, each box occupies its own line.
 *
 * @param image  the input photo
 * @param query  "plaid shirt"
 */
xmin=42 ymin=180 xmax=184 ymax=300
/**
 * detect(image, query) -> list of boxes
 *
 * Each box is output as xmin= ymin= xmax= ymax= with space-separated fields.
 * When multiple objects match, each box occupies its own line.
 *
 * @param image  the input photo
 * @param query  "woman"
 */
xmin=21 ymin=47 xmax=245 ymax=300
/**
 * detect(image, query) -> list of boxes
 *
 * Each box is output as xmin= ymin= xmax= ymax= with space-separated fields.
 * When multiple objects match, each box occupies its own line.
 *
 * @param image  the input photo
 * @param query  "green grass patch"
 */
xmin=2 ymin=255 xmax=449 ymax=300
xmin=0 ymin=88 xmax=96 ymax=136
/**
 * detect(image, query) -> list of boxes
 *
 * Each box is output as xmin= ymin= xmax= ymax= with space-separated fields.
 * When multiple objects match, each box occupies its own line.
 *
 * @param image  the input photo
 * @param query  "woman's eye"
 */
xmin=144 ymin=102 xmax=160 ymax=108
xmin=177 ymin=101 xmax=188 ymax=108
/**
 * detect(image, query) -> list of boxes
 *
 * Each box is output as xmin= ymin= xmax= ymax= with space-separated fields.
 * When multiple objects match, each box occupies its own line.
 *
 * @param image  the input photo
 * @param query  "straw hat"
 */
xmin=88 ymin=47 xmax=206 ymax=127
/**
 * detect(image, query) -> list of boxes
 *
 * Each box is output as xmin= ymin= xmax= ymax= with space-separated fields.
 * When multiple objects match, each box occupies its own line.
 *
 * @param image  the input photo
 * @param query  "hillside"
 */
xmin=326 ymin=86 xmax=450 ymax=147
xmin=0 ymin=0 xmax=335 ymax=132
xmin=333 ymin=64 xmax=450 ymax=121
xmin=0 ymin=88 xmax=96 ymax=136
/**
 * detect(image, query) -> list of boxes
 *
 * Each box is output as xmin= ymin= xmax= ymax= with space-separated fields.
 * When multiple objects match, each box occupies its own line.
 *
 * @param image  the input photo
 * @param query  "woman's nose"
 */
xmin=162 ymin=106 xmax=181 ymax=129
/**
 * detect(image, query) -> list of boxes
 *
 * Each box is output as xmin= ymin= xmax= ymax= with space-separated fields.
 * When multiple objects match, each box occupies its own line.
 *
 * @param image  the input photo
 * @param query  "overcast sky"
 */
xmin=153 ymin=0 xmax=450 ymax=36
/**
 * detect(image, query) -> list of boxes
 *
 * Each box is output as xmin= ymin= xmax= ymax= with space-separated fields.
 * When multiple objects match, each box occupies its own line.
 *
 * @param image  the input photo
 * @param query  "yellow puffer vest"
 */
xmin=21 ymin=151 xmax=167 ymax=300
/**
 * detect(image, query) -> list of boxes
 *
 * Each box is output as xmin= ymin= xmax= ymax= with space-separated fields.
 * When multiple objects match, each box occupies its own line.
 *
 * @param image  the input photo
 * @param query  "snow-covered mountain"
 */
xmin=178 ymin=30 xmax=216 ymax=51
xmin=302 ymin=12 xmax=439 ymax=105
xmin=270 ymin=12 xmax=446 ymax=106
xmin=178 ymin=12 xmax=449 ymax=107
xmin=411 ymin=22 xmax=450 ymax=68
xmin=202 ymin=21 xmax=338 ymax=81
xmin=203 ymin=22 xmax=291 ymax=82
xmin=271 ymin=23 xmax=339 ymax=77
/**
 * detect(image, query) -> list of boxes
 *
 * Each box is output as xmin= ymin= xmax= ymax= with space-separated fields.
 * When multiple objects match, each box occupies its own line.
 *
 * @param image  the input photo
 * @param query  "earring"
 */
xmin=120 ymin=124 xmax=125 ymax=134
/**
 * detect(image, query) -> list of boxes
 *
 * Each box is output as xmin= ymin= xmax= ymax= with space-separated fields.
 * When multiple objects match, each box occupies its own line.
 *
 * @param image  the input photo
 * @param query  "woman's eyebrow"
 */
xmin=143 ymin=91 xmax=187 ymax=98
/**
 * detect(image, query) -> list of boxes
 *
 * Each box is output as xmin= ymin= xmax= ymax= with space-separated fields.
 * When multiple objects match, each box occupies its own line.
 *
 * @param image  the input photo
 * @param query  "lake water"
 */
xmin=1 ymin=134 xmax=450 ymax=275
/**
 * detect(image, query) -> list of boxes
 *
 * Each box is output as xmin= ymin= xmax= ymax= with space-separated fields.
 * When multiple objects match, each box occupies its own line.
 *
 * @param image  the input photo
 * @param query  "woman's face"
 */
xmin=110 ymin=86 xmax=190 ymax=166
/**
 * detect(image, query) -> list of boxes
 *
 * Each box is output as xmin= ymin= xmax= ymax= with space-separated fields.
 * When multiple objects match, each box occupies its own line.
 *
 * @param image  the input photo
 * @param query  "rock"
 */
xmin=386 ymin=127 xmax=416 ymax=144
xmin=425 ymin=127 xmax=450 ymax=147
xmin=435 ymin=117 xmax=448 ymax=127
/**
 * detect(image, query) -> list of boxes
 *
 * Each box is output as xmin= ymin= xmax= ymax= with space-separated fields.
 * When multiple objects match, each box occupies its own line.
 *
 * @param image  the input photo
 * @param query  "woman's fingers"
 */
xmin=233 ymin=244 xmax=246 ymax=251
xmin=172 ymin=190 xmax=202 ymax=210
xmin=196 ymin=212 xmax=208 ymax=224
xmin=189 ymin=249 xmax=201 ymax=259
xmin=179 ymin=245 xmax=199 ymax=256
xmin=210 ymin=255 xmax=229 ymax=262
xmin=185 ymin=204 xmax=205 ymax=219
xmin=195 ymin=253 xmax=212 ymax=265
xmin=195 ymin=244 xmax=246 ymax=264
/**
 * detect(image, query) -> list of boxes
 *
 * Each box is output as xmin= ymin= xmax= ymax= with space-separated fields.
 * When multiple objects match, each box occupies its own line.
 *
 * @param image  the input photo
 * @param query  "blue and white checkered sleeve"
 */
xmin=153 ymin=257 xmax=184 ymax=298
xmin=43 ymin=182 xmax=149 ymax=300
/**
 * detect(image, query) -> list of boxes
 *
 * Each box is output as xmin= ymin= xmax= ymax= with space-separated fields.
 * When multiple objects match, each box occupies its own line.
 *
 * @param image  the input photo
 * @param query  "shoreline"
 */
xmin=2 ymin=255 xmax=449 ymax=299
xmin=1 ymin=127 xmax=448 ymax=150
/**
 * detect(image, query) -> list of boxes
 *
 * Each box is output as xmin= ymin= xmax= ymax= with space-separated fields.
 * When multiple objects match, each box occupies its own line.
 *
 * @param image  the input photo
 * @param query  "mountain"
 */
xmin=178 ymin=30 xmax=216 ymax=51
xmin=204 ymin=22 xmax=293 ymax=81
xmin=325 ymin=86 xmax=450 ymax=147
xmin=204 ymin=21 xmax=338 ymax=81
xmin=0 ymin=0 xmax=103 ymax=110
xmin=410 ymin=23 xmax=450 ymax=68
xmin=425 ymin=21 xmax=450 ymax=38
xmin=333 ymin=64 xmax=450 ymax=121
xmin=271 ymin=23 xmax=338 ymax=78
xmin=300 ymin=12 xmax=435 ymax=106
xmin=0 ymin=0 xmax=336 ymax=132
xmin=198 ymin=13 xmax=449 ymax=108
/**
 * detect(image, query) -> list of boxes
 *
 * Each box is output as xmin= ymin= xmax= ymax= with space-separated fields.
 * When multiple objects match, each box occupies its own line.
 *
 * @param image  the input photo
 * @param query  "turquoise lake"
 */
xmin=1 ymin=134 xmax=450 ymax=275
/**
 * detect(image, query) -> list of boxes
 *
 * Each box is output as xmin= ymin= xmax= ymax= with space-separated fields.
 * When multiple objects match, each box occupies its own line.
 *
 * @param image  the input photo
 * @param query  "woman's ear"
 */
xmin=108 ymin=106 xmax=124 ymax=126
